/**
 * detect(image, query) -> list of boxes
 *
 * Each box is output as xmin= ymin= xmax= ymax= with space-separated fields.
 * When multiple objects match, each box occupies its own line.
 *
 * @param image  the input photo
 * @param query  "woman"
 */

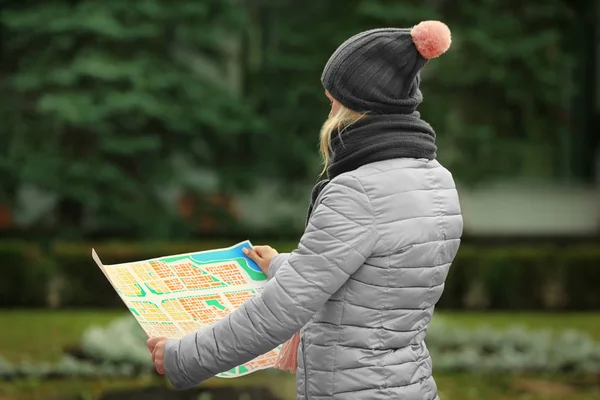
xmin=148 ymin=20 xmax=463 ymax=400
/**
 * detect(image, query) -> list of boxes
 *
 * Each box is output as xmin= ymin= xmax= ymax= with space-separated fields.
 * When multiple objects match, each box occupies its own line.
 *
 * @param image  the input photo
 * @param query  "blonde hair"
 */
xmin=319 ymin=105 xmax=365 ymax=175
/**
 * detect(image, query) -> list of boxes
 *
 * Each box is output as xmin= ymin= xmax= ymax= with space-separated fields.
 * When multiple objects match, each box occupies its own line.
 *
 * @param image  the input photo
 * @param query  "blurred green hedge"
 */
xmin=0 ymin=241 xmax=598 ymax=310
xmin=438 ymin=245 xmax=600 ymax=310
xmin=0 ymin=241 xmax=49 ymax=307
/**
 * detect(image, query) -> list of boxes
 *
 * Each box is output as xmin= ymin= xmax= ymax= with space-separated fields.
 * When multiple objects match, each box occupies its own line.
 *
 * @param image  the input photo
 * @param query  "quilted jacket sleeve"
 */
xmin=163 ymin=175 xmax=379 ymax=390
xmin=266 ymin=253 xmax=290 ymax=281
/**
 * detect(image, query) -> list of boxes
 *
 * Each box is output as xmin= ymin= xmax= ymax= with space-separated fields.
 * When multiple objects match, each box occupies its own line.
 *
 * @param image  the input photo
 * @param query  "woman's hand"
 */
xmin=147 ymin=336 xmax=169 ymax=375
xmin=243 ymin=245 xmax=278 ymax=274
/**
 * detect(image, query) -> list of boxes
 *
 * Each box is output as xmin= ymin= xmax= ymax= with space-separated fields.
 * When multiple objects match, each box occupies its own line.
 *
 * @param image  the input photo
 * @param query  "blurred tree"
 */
xmin=0 ymin=0 xmax=588 ymax=239
xmin=248 ymin=0 xmax=581 ymax=185
xmin=0 ymin=0 xmax=265 ymax=239
xmin=357 ymin=0 xmax=579 ymax=184
xmin=243 ymin=0 xmax=367 ymax=181
xmin=569 ymin=0 xmax=599 ymax=183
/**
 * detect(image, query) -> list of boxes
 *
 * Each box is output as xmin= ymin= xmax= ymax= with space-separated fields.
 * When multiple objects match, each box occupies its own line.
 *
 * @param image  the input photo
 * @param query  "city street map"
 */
xmin=91 ymin=240 xmax=280 ymax=378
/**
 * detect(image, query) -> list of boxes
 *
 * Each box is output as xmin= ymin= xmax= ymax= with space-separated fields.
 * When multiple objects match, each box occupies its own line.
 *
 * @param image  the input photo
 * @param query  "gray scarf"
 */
xmin=305 ymin=113 xmax=437 ymax=225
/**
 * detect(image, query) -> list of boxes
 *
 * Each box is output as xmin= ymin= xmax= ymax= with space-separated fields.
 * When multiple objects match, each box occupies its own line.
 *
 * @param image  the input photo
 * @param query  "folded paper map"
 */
xmin=91 ymin=240 xmax=280 ymax=378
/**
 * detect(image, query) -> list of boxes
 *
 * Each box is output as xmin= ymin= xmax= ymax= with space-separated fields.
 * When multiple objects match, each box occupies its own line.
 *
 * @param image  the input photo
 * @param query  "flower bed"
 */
xmin=3 ymin=315 xmax=597 ymax=381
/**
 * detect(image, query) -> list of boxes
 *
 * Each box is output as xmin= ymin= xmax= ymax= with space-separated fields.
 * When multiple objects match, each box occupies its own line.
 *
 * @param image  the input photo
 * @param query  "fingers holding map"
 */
xmin=91 ymin=241 xmax=280 ymax=378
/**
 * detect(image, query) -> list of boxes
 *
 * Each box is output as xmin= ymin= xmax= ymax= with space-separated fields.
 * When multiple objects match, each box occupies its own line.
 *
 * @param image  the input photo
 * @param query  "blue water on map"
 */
xmin=189 ymin=240 xmax=263 ymax=273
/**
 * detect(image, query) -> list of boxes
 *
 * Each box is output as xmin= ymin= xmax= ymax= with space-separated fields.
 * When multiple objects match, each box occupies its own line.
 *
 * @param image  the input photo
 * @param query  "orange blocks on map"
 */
xmin=130 ymin=261 xmax=184 ymax=294
xmin=205 ymin=263 xmax=249 ymax=286
xmin=128 ymin=290 xmax=260 ymax=334
xmin=92 ymin=241 xmax=280 ymax=378
xmin=245 ymin=348 xmax=280 ymax=370
xmin=223 ymin=290 xmax=256 ymax=308
xmin=127 ymin=260 xmax=251 ymax=295
xmin=110 ymin=267 xmax=145 ymax=297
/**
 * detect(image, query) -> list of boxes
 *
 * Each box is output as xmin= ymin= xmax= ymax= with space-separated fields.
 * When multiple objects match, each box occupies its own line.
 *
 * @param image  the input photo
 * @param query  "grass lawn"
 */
xmin=0 ymin=310 xmax=599 ymax=400
xmin=0 ymin=310 xmax=124 ymax=362
xmin=436 ymin=311 xmax=600 ymax=340
xmin=2 ymin=372 xmax=599 ymax=400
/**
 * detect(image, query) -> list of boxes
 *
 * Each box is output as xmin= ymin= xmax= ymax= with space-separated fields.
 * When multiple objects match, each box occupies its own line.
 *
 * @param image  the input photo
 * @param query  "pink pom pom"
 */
xmin=411 ymin=20 xmax=452 ymax=60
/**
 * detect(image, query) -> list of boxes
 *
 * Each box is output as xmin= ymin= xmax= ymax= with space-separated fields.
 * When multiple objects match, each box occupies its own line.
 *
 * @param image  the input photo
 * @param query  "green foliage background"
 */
xmin=0 ymin=0 xmax=591 ymax=239
xmin=2 ymin=240 xmax=599 ymax=309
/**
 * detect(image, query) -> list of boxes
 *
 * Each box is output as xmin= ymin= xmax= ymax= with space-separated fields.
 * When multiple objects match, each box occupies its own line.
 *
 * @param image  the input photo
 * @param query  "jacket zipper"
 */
xmin=301 ymin=335 xmax=309 ymax=399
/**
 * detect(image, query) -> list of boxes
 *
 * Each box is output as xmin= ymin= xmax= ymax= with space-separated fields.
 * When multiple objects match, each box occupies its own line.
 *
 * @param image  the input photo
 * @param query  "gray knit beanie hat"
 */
xmin=321 ymin=21 xmax=451 ymax=114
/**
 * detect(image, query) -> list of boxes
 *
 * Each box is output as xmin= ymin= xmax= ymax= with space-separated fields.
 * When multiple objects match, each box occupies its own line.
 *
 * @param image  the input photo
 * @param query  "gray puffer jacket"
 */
xmin=165 ymin=158 xmax=463 ymax=400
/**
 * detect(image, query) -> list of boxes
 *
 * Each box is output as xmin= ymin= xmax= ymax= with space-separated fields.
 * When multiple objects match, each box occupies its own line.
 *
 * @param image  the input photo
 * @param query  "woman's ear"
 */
xmin=325 ymin=90 xmax=342 ymax=117
xmin=329 ymin=99 xmax=342 ymax=117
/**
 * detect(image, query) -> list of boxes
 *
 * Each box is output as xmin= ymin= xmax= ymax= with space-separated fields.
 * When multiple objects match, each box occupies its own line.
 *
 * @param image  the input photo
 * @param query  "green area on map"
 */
xmin=131 ymin=254 xmax=266 ymax=296
xmin=234 ymin=257 xmax=266 ymax=281
xmin=117 ymin=283 xmax=146 ymax=297
xmin=219 ymin=364 xmax=249 ymax=377
xmin=206 ymin=299 xmax=227 ymax=311
xmin=160 ymin=255 xmax=266 ymax=282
